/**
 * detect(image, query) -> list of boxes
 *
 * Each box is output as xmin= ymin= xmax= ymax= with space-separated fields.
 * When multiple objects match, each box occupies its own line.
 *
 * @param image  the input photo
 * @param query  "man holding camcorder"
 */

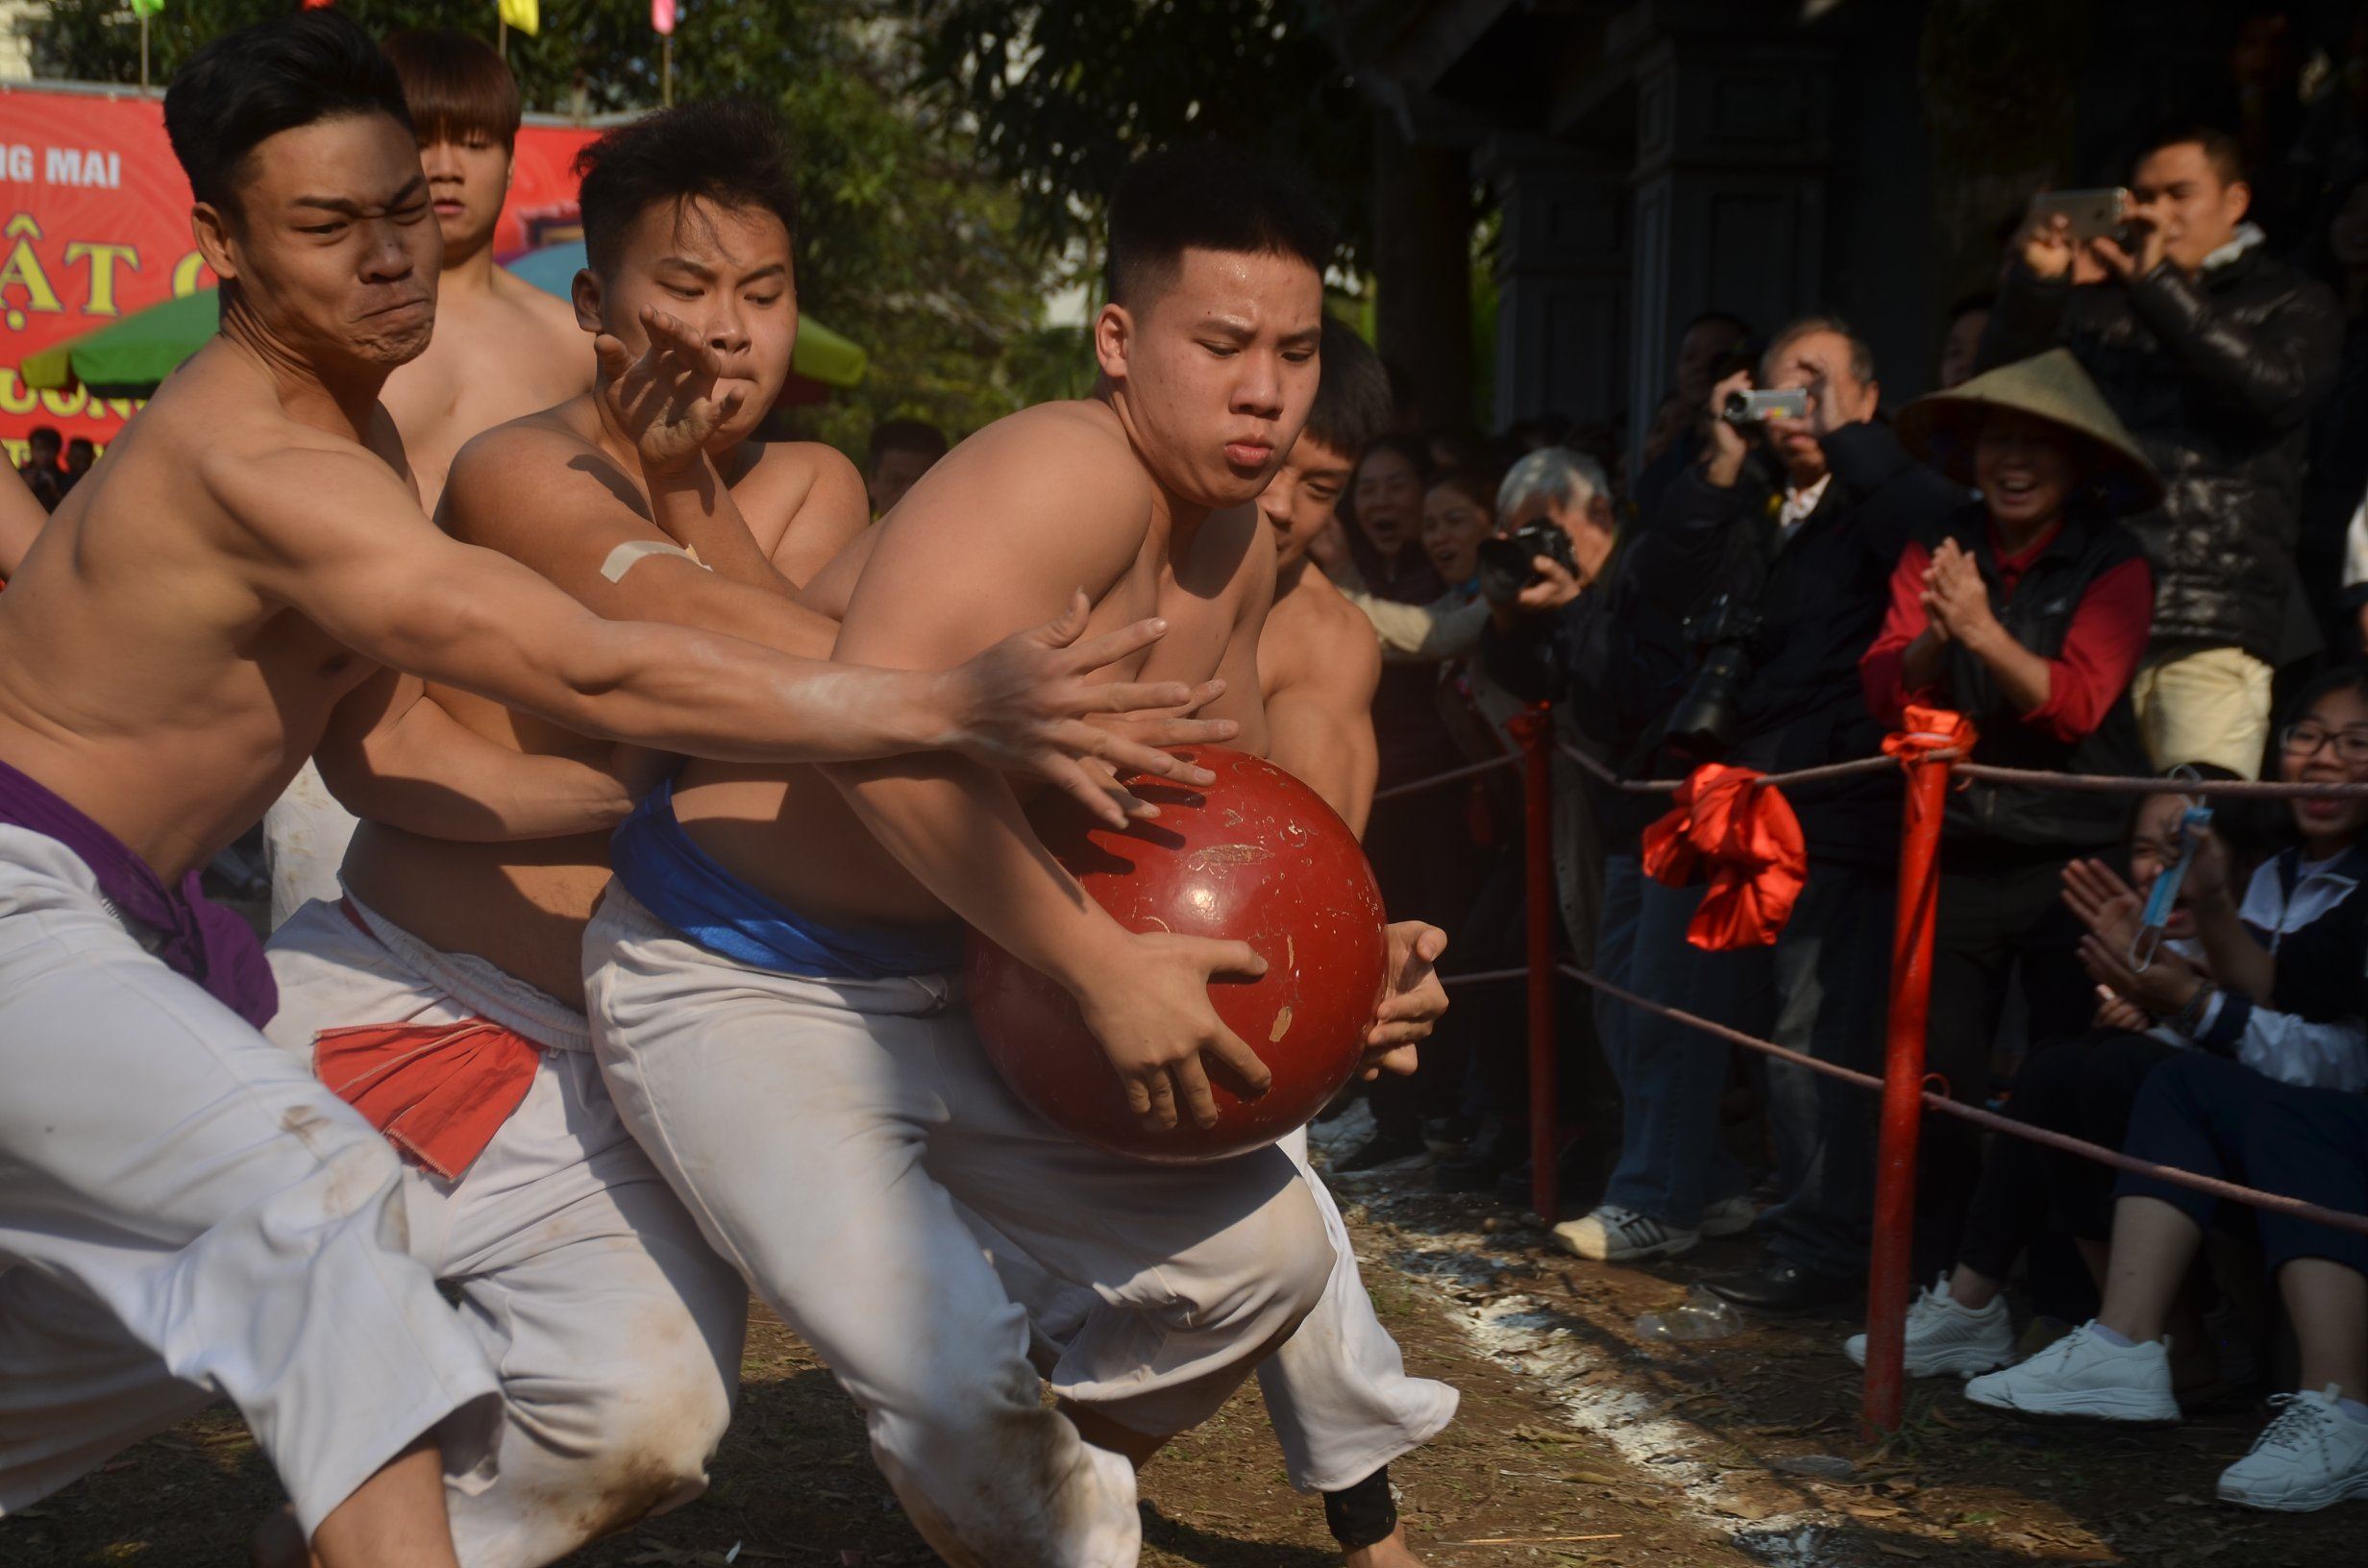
xmin=1982 ymin=123 xmax=2341 ymax=778
xmin=1545 ymin=319 xmax=1961 ymax=1314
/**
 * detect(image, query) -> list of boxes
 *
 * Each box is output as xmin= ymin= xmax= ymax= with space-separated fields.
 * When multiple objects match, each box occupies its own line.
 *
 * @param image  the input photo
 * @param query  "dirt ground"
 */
xmin=5 ymin=1115 xmax=2362 ymax=1568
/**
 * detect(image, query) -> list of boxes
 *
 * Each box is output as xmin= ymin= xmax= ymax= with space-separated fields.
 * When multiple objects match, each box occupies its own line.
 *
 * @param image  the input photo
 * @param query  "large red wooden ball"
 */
xmin=967 ymin=747 xmax=1389 ymax=1163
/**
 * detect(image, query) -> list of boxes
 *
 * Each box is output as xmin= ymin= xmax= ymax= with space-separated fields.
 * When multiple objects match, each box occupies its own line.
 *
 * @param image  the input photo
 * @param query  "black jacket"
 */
xmin=1480 ymin=519 xmax=1714 ymax=851
xmin=1647 ymin=421 xmax=1964 ymax=868
xmin=1920 ymin=502 xmax=2153 ymax=852
xmin=1981 ymin=242 xmax=2343 ymax=664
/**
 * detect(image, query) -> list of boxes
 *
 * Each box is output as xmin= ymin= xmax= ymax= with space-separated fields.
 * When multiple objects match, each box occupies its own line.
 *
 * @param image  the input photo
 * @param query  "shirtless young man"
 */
xmin=0 ymin=17 xmax=1202 ymax=1567
xmin=259 ymin=98 xmax=914 ymax=1568
xmin=581 ymin=141 xmax=1380 ymax=1567
xmin=1248 ymin=314 xmax=1456 ymax=1568
xmin=264 ymin=28 xmax=595 ymax=925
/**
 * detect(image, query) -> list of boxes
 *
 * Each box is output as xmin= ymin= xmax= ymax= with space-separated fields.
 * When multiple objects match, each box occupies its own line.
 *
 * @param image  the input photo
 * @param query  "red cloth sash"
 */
xmin=1641 ymin=763 xmax=1809 ymax=950
xmin=314 ymin=1018 xmax=540 ymax=1181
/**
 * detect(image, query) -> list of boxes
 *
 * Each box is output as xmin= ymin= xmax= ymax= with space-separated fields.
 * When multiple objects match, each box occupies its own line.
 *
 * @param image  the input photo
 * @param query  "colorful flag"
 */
xmin=654 ymin=0 xmax=677 ymax=36
xmin=499 ymin=0 xmax=539 ymax=36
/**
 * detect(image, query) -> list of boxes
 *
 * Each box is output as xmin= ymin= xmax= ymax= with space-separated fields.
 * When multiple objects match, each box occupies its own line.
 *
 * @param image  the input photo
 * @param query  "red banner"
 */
xmin=0 ymin=84 xmax=598 ymax=459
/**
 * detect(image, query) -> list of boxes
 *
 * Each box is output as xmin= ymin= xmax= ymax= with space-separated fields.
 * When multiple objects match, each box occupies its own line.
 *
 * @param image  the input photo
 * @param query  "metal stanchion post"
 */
xmin=1862 ymin=719 xmax=1959 ymax=1437
xmin=1508 ymin=705 xmax=1559 ymax=1224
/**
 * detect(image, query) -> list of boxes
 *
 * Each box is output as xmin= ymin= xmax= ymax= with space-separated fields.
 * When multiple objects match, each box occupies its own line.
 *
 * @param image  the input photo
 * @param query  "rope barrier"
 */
xmin=1550 ymin=961 xmax=2368 ymax=1239
xmin=1547 ymin=740 xmax=2368 ymax=801
xmin=1369 ymin=751 xmax=1519 ymax=803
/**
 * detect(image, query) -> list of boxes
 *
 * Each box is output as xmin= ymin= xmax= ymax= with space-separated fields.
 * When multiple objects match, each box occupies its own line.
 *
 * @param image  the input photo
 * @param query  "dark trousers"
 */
xmin=1598 ymin=858 xmax=1889 ymax=1256
xmin=2119 ymin=1053 xmax=2368 ymax=1278
xmin=1951 ymin=1031 xmax=2183 ymax=1283
xmin=1364 ymin=790 xmax=1494 ymax=1140
xmin=1915 ymin=850 xmax=2099 ymax=1274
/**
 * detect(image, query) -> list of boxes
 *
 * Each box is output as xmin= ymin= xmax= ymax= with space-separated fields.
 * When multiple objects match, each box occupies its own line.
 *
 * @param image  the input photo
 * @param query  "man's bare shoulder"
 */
xmin=439 ymin=402 xmax=608 ymax=544
xmin=495 ymin=266 xmax=594 ymax=352
xmin=889 ymin=399 xmax=1153 ymax=544
xmin=1264 ymin=569 xmax=1380 ymax=687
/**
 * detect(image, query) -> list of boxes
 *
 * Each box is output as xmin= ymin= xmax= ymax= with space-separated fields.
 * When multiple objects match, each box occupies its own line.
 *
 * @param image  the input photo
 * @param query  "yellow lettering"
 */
xmin=64 ymin=242 xmax=139 ymax=317
xmin=0 ymin=369 xmax=38 ymax=417
xmin=172 ymin=250 xmax=210 ymax=298
xmin=0 ymin=213 xmax=62 ymax=330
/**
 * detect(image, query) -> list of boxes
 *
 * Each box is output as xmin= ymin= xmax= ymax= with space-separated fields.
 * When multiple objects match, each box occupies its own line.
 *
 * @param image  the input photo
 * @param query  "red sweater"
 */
xmin=1860 ymin=522 xmax=2154 ymax=745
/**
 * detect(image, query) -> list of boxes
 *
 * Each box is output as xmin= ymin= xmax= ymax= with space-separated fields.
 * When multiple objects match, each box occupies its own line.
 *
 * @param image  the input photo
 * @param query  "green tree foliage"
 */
xmin=905 ymin=0 xmax=1370 ymax=268
xmin=30 ymin=0 xmax=1065 ymax=452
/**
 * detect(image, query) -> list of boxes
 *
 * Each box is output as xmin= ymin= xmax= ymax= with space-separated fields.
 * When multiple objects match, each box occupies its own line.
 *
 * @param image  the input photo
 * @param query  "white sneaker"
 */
xmin=2216 ymin=1386 xmax=2368 ymax=1511
xmin=1554 ymin=1203 xmax=1699 ymax=1262
xmin=1698 ymin=1192 xmax=1757 ymax=1238
xmin=1844 ymin=1273 xmax=2015 ymax=1378
xmin=1962 ymin=1321 xmax=2180 ymax=1423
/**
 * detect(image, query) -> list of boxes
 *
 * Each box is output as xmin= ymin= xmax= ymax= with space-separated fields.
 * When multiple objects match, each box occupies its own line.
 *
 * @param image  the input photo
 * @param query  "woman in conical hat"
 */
xmin=1847 ymin=347 xmax=2165 ymax=1329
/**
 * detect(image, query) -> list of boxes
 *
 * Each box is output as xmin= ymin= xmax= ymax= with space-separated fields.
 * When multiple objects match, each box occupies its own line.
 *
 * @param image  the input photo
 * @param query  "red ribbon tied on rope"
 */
xmin=1881 ymin=704 xmax=1979 ymax=766
xmin=1641 ymin=763 xmax=1808 ymax=949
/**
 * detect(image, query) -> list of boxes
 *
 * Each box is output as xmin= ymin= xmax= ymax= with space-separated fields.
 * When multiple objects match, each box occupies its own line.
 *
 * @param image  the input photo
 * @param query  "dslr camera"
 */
xmin=1665 ymin=592 xmax=1765 ymax=760
xmin=1476 ymin=519 xmax=1581 ymax=608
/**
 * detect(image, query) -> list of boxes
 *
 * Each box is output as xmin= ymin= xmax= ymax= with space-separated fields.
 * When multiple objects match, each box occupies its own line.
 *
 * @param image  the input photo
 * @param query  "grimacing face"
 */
xmin=1095 ymin=246 xmax=1323 ymax=510
xmin=572 ymin=195 xmax=797 ymax=451
xmin=198 ymin=110 xmax=441 ymax=372
xmin=1257 ymin=431 xmax=1354 ymax=572
xmin=417 ymin=125 xmax=511 ymax=260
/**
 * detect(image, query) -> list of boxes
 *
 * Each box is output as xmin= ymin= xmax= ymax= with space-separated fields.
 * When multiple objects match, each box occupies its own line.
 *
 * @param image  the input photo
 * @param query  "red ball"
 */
xmin=967 ymin=747 xmax=1389 ymax=1163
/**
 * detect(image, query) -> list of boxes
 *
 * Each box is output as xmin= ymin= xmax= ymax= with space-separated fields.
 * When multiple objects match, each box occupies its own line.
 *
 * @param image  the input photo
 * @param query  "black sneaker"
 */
xmin=1334 ymin=1126 xmax=1429 ymax=1173
xmin=1436 ymin=1118 xmax=1523 ymax=1192
xmin=1704 ymin=1260 xmax=1858 ymax=1314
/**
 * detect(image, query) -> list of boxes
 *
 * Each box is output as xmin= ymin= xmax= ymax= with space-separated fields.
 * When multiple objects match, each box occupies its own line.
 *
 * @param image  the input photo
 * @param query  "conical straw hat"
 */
xmin=1896 ymin=348 xmax=2163 ymax=515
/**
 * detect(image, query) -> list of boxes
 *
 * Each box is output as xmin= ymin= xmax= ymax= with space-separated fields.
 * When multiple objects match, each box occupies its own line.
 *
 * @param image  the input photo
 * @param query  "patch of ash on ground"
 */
xmin=1309 ymin=1104 xmax=1839 ymax=1566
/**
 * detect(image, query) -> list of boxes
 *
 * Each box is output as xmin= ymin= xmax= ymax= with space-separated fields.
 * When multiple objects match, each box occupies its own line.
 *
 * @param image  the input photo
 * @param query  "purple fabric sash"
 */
xmin=0 ymin=754 xmax=278 ymax=1028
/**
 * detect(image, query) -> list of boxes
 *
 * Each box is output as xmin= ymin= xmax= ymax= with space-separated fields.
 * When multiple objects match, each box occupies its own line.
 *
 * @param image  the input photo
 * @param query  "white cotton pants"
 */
xmin=582 ymin=885 xmax=1337 ymax=1568
xmin=0 ymin=826 xmax=501 ymax=1538
xmin=265 ymin=895 xmax=748 ymax=1568
xmin=978 ymin=1122 xmax=1458 ymax=1495
xmin=262 ymin=758 xmax=361 ymax=931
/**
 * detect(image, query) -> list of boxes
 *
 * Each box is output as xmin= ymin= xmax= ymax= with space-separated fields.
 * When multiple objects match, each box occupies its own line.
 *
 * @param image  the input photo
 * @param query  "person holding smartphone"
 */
xmin=1983 ymin=123 xmax=2343 ymax=779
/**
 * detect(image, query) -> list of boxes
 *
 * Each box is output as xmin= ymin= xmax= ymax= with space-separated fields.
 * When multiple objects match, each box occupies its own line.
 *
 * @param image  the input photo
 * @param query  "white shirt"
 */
xmin=1778 ymin=474 xmax=1832 ymax=537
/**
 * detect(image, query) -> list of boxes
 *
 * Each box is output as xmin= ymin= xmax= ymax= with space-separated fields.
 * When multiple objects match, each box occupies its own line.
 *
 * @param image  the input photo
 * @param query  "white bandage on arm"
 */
xmin=600 ymin=538 xmax=707 ymax=583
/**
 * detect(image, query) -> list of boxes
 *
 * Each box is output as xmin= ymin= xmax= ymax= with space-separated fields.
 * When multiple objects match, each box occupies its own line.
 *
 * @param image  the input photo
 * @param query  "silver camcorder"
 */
xmin=1721 ymin=388 xmax=1810 ymax=426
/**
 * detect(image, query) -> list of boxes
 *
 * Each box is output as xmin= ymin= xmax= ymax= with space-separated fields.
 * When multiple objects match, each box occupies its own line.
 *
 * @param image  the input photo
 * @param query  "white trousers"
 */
xmin=1255 ymin=1124 xmax=1458 ymax=1492
xmin=262 ymin=759 xmax=361 ymax=931
xmin=266 ymin=895 xmax=747 ymax=1568
xmin=0 ymin=827 xmax=500 ymax=1537
xmin=583 ymin=886 xmax=1336 ymax=1568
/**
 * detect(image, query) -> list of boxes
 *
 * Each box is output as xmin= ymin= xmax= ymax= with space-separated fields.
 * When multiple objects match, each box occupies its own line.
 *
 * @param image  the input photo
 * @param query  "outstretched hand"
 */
xmin=942 ymin=591 xmax=1227 ymax=828
xmin=595 ymin=306 xmax=750 ymax=479
xmin=1362 ymin=920 xmax=1449 ymax=1080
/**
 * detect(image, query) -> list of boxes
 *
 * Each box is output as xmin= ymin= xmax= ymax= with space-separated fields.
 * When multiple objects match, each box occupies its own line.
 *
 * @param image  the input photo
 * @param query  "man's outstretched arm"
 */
xmin=228 ymin=444 xmax=1202 ymax=823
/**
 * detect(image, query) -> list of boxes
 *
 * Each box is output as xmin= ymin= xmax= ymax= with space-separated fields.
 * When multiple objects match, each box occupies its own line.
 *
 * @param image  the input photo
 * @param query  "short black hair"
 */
xmin=1946 ymin=291 xmax=1995 ymax=326
xmin=26 ymin=427 xmax=60 ymax=453
xmin=1354 ymin=433 xmax=1434 ymax=490
xmin=163 ymin=11 xmax=410 ymax=220
xmin=2133 ymin=121 xmax=2248 ymax=187
xmin=576 ymin=98 xmax=801 ymax=280
xmin=382 ymin=29 xmax=521 ymax=152
xmin=868 ymin=418 xmax=949 ymax=468
xmin=1105 ymin=139 xmax=1333 ymax=309
xmin=1301 ymin=316 xmax=1392 ymax=457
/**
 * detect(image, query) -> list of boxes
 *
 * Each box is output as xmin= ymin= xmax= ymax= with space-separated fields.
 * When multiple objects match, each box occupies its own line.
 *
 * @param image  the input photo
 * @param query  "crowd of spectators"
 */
xmin=11 ymin=428 xmax=94 ymax=513
xmin=1295 ymin=110 xmax=2368 ymax=1513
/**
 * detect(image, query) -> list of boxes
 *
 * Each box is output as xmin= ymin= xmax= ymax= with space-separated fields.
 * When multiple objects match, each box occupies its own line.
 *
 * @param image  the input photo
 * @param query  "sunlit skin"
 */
xmin=341 ymin=194 xmax=834 ymax=1005
xmin=377 ymin=120 xmax=588 ymax=511
xmin=1419 ymin=479 xmax=1492 ymax=584
xmin=1350 ymin=444 xmax=1423 ymax=562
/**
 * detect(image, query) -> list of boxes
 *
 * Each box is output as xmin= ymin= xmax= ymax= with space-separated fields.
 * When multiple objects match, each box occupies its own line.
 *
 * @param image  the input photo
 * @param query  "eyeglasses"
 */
xmin=2279 ymin=723 xmax=2368 ymax=763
